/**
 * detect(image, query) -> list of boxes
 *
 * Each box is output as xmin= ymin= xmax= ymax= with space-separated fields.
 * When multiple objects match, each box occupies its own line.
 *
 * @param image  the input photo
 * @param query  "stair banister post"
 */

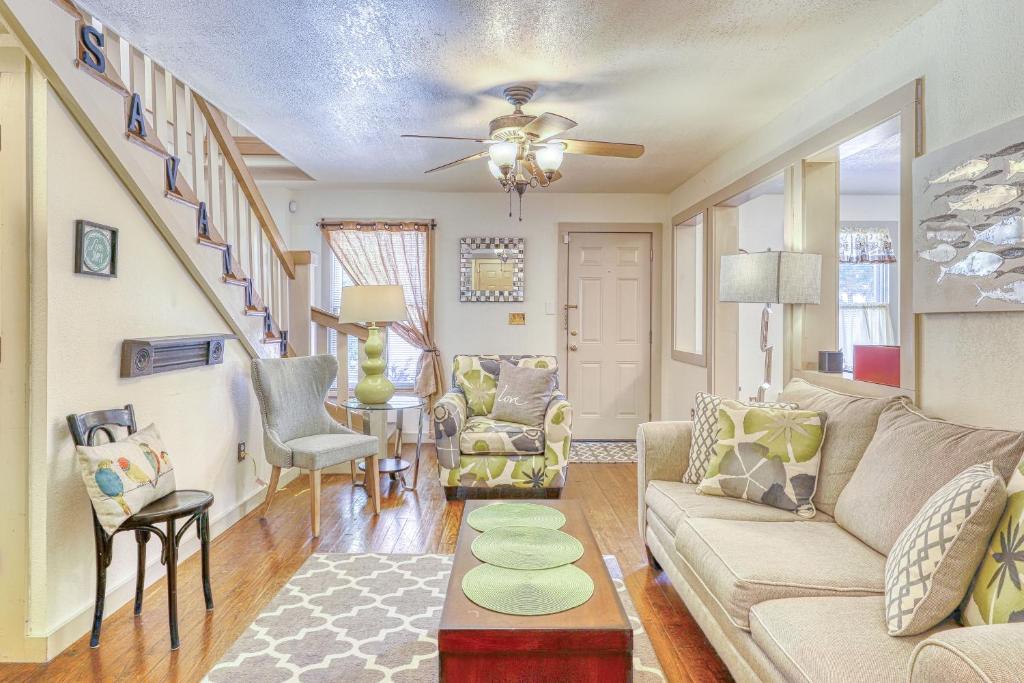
xmin=287 ymin=251 xmax=316 ymax=356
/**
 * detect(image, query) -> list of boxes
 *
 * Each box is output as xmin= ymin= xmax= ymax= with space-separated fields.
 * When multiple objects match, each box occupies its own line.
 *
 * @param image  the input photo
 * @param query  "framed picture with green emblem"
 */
xmin=74 ymin=220 xmax=118 ymax=278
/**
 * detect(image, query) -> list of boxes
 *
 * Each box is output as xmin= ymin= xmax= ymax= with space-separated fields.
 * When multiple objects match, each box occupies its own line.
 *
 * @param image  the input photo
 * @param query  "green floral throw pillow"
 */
xmin=697 ymin=400 xmax=828 ymax=517
xmin=960 ymin=454 xmax=1024 ymax=626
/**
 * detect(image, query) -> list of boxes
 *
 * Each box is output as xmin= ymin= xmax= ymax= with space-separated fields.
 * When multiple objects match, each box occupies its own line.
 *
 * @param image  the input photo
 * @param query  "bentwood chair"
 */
xmin=67 ymin=405 xmax=214 ymax=650
xmin=251 ymin=355 xmax=381 ymax=535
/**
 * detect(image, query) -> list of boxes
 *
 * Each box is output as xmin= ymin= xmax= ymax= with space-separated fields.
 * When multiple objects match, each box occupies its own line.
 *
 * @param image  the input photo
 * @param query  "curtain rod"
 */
xmin=317 ymin=218 xmax=436 ymax=231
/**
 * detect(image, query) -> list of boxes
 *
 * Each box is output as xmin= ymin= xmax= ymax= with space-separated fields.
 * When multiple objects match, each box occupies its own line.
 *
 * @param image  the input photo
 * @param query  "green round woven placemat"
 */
xmin=461 ymin=563 xmax=595 ymax=616
xmin=466 ymin=503 xmax=566 ymax=532
xmin=471 ymin=526 xmax=584 ymax=570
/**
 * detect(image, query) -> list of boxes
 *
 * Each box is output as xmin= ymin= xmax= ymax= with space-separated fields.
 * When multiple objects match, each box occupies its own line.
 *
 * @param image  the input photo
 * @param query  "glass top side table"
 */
xmin=339 ymin=395 xmax=426 ymax=491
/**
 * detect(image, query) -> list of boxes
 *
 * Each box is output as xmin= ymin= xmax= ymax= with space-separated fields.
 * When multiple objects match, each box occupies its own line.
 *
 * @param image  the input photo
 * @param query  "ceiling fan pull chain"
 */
xmin=519 ymin=191 xmax=523 ymax=222
xmin=509 ymin=190 xmax=513 ymax=218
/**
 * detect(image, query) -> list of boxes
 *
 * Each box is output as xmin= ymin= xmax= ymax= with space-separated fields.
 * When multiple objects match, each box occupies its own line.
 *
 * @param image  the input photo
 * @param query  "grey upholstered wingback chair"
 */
xmin=251 ymin=355 xmax=379 ymax=536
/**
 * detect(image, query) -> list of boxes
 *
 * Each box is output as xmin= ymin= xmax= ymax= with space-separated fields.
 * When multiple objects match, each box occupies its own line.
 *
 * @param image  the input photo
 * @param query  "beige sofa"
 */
xmin=638 ymin=380 xmax=1024 ymax=683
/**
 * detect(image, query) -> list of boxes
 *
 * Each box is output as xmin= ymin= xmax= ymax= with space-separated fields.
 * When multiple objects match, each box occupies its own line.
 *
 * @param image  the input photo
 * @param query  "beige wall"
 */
xmin=667 ymin=0 xmax=1024 ymax=429
xmin=29 ymin=86 xmax=289 ymax=654
xmin=281 ymin=188 xmax=671 ymax=412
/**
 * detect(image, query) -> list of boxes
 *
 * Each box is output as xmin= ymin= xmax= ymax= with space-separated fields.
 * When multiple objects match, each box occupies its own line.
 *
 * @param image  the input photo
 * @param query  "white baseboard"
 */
xmin=39 ymin=468 xmax=300 ymax=660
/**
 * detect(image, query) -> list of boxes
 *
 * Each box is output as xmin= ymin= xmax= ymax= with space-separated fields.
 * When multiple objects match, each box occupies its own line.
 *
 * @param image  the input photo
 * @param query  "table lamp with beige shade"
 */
xmin=719 ymin=249 xmax=821 ymax=402
xmin=339 ymin=285 xmax=410 ymax=404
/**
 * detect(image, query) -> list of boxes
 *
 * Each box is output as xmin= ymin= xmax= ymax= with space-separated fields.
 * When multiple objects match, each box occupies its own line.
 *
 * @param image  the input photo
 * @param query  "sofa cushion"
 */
xmin=646 ymin=481 xmax=834 ymax=532
xmin=683 ymin=391 xmax=797 ymax=484
xmin=750 ymin=596 xmax=957 ymax=683
xmin=961 ymin=454 xmax=1024 ymax=626
xmin=459 ymin=416 xmax=545 ymax=455
xmin=835 ymin=400 xmax=1024 ymax=555
xmin=674 ymin=518 xmax=885 ymax=630
xmin=779 ymin=378 xmax=899 ymax=516
xmin=697 ymin=401 xmax=827 ymax=517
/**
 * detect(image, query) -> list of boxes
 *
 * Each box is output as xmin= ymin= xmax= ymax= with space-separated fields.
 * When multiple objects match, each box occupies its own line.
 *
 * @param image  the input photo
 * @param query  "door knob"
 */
xmin=569 ymin=344 xmax=578 ymax=351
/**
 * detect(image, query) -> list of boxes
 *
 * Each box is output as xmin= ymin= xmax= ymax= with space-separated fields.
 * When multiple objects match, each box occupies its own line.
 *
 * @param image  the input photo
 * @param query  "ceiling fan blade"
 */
xmin=402 ymin=134 xmax=494 ymax=144
xmin=424 ymin=150 xmax=489 ymax=174
xmin=558 ymin=138 xmax=644 ymax=158
xmin=521 ymin=113 xmax=577 ymax=141
xmin=523 ymin=157 xmax=548 ymax=187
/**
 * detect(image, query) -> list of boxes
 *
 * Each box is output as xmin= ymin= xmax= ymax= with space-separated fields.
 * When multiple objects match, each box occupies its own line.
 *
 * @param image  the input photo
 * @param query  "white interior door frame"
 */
xmin=557 ymin=222 xmax=664 ymax=427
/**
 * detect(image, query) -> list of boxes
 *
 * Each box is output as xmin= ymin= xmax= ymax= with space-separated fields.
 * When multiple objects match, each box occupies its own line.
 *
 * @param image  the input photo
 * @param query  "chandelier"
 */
xmin=486 ymin=139 xmax=564 ymax=221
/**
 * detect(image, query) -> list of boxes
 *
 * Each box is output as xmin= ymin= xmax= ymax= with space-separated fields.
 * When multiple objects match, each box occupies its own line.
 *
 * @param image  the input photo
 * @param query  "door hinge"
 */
xmin=649 ymin=329 xmax=653 ymax=344
xmin=563 ymin=234 xmax=570 ymax=244
xmin=650 ymin=249 xmax=654 ymax=262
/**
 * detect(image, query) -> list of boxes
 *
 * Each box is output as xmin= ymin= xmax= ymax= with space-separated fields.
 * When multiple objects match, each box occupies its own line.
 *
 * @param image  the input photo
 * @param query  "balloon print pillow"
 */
xmin=697 ymin=400 xmax=828 ymax=518
xmin=76 ymin=423 xmax=177 ymax=534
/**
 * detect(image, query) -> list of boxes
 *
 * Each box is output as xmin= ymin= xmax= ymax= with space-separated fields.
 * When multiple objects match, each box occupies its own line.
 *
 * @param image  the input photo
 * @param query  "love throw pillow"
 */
xmin=697 ymin=400 xmax=827 ymax=517
xmin=76 ymin=423 xmax=177 ymax=534
xmin=489 ymin=361 xmax=556 ymax=427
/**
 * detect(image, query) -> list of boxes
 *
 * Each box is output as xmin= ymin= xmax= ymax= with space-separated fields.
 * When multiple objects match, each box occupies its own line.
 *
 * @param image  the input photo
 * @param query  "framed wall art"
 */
xmin=75 ymin=220 xmax=118 ymax=278
xmin=913 ymin=115 xmax=1024 ymax=312
xmin=459 ymin=236 xmax=524 ymax=302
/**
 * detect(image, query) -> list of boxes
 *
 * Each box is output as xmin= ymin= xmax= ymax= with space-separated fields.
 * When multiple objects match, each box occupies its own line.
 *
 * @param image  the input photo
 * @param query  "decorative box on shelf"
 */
xmin=121 ymin=334 xmax=235 ymax=378
xmin=852 ymin=344 xmax=900 ymax=388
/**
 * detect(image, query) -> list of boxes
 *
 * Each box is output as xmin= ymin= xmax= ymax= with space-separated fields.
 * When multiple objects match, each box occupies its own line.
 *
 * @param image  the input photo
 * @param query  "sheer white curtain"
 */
xmin=838 ymin=304 xmax=895 ymax=371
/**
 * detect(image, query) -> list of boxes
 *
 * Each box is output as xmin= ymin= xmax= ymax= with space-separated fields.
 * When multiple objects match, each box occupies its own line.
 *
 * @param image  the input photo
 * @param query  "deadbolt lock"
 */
xmin=570 ymin=330 xmax=577 ymax=336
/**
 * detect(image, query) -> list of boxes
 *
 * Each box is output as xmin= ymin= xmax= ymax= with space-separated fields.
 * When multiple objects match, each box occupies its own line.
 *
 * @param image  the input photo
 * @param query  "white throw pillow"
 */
xmin=76 ymin=423 xmax=177 ymax=534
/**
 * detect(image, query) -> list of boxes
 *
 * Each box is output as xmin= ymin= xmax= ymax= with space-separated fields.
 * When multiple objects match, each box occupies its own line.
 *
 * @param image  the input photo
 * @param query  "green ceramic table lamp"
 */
xmin=339 ymin=284 xmax=410 ymax=404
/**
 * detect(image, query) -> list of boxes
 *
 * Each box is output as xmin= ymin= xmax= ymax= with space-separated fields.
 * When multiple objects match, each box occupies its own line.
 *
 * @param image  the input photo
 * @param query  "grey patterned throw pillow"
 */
xmin=884 ymin=462 xmax=1006 ymax=636
xmin=683 ymin=392 xmax=797 ymax=484
xmin=489 ymin=361 xmax=556 ymax=427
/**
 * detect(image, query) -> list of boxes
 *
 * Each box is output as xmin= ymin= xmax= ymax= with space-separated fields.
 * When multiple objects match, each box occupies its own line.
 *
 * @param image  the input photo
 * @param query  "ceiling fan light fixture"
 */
xmin=489 ymin=141 xmax=518 ymax=171
xmin=487 ymin=159 xmax=504 ymax=181
xmin=535 ymin=142 xmax=564 ymax=174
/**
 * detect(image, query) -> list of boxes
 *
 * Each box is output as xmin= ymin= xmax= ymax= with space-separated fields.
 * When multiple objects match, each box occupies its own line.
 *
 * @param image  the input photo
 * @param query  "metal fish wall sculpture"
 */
xmin=929 ymin=158 xmax=990 ymax=184
xmin=969 ymin=217 xmax=1024 ymax=247
xmin=924 ymin=228 xmax=967 ymax=243
xmin=975 ymin=280 xmax=1024 ymax=305
xmin=994 ymin=264 xmax=1024 ymax=279
xmin=982 ymin=142 xmax=1024 ymax=159
xmin=918 ymin=243 xmax=958 ymax=263
xmin=950 ymin=185 xmax=1023 ymax=212
xmin=938 ymin=251 xmax=1004 ymax=282
xmin=985 ymin=206 xmax=1021 ymax=220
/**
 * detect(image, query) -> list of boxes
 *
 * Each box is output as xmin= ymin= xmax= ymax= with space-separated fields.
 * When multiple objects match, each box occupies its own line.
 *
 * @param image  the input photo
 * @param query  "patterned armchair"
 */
xmin=433 ymin=354 xmax=573 ymax=500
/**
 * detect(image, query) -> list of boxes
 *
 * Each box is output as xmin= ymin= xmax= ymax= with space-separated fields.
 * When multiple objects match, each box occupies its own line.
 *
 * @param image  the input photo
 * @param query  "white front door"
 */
xmin=565 ymin=232 xmax=652 ymax=440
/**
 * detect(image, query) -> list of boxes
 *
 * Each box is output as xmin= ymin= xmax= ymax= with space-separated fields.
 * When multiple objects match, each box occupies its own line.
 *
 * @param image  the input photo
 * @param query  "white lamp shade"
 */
xmin=719 ymin=251 xmax=821 ymax=304
xmin=535 ymin=143 xmax=564 ymax=172
xmin=488 ymin=141 xmax=518 ymax=169
xmin=487 ymin=159 xmax=504 ymax=180
xmin=339 ymin=285 xmax=409 ymax=324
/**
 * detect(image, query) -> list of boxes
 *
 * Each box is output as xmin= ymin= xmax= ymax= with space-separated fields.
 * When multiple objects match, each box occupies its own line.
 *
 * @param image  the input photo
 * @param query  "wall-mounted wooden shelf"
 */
xmin=121 ymin=334 xmax=235 ymax=378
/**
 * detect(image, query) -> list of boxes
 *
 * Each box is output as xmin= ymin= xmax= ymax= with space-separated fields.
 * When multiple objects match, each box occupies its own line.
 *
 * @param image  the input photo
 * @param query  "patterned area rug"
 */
xmin=569 ymin=440 xmax=638 ymax=463
xmin=205 ymin=553 xmax=664 ymax=682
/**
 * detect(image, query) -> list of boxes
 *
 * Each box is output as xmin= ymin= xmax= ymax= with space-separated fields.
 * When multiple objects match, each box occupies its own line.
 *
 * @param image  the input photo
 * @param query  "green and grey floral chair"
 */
xmin=433 ymin=354 xmax=573 ymax=500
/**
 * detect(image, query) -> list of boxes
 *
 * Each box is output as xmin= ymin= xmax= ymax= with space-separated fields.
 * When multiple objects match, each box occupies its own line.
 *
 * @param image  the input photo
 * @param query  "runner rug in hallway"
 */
xmin=569 ymin=440 xmax=638 ymax=463
xmin=205 ymin=553 xmax=665 ymax=682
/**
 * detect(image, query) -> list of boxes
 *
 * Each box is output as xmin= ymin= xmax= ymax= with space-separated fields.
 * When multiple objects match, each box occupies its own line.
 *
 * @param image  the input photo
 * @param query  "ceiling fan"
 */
xmin=401 ymin=85 xmax=644 ymax=219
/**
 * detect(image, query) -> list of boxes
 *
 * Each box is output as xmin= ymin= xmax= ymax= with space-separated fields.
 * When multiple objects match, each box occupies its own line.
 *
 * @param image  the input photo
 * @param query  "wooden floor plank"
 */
xmin=0 ymin=448 xmax=730 ymax=683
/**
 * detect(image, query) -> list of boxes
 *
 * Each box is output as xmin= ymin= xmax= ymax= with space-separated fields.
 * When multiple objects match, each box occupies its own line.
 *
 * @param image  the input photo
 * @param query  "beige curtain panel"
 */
xmin=320 ymin=220 xmax=443 ymax=406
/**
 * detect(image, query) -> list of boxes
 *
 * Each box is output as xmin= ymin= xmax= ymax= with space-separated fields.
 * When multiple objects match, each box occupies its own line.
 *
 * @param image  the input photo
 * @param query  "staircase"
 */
xmin=1 ymin=0 xmax=295 ymax=358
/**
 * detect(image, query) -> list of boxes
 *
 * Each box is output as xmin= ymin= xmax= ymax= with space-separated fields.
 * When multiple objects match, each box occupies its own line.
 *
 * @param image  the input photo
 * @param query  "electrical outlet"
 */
xmin=237 ymin=441 xmax=247 ymax=462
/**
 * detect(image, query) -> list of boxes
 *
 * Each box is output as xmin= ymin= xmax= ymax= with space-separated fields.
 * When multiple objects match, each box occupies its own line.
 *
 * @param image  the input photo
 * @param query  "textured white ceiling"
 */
xmin=78 ymin=0 xmax=937 ymax=193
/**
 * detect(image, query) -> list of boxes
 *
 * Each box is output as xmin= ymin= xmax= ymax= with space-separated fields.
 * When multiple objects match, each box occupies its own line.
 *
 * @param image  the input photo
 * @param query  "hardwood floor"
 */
xmin=0 ymin=447 xmax=731 ymax=683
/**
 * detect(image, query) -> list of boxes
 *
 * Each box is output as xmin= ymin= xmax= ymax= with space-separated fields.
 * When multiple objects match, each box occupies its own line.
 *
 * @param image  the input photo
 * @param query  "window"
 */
xmin=836 ymin=116 xmax=901 ymax=378
xmin=672 ymin=212 xmax=706 ymax=365
xmin=327 ymin=256 xmax=421 ymax=392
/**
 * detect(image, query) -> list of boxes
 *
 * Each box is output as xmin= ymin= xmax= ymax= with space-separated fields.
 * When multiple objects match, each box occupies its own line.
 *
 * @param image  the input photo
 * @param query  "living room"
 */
xmin=0 ymin=0 xmax=1022 ymax=681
